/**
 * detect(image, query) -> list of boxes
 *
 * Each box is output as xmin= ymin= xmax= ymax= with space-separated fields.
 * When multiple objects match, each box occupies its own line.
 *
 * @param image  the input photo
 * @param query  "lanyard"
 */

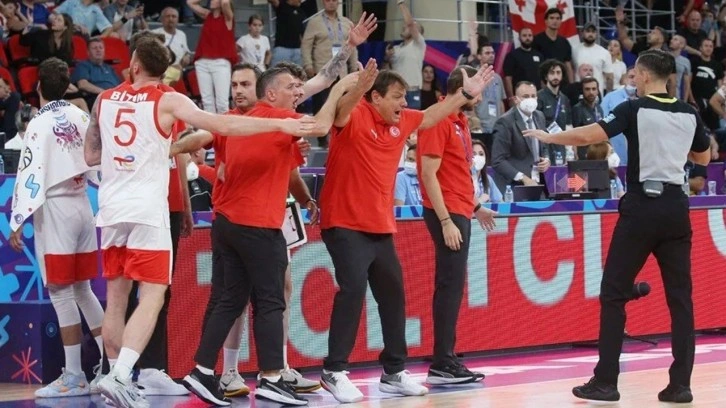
xmin=323 ymin=15 xmax=344 ymax=44
xmin=167 ymin=31 xmax=176 ymax=47
xmin=454 ymin=120 xmax=472 ymax=164
xmin=552 ymin=95 xmax=562 ymax=123
xmin=593 ymin=106 xmax=601 ymax=121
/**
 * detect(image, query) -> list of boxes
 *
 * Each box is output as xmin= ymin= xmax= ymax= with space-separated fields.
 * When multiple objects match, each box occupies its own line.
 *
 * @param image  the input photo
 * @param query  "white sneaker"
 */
xmin=90 ymin=364 xmax=105 ymax=394
xmin=137 ymin=368 xmax=189 ymax=396
xmin=98 ymin=373 xmax=149 ymax=408
xmin=320 ymin=370 xmax=363 ymax=403
xmin=379 ymin=370 xmax=428 ymax=396
xmin=282 ymin=367 xmax=322 ymax=393
xmin=219 ymin=368 xmax=250 ymax=397
xmin=34 ymin=368 xmax=90 ymax=398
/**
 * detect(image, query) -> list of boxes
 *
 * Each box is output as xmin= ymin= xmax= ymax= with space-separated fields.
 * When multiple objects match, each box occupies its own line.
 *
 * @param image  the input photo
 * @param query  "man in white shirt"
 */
xmin=385 ymin=0 xmax=426 ymax=109
xmin=4 ymin=105 xmax=36 ymax=150
xmin=573 ymin=23 xmax=613 ymax=94
xmin=153 ymin=7 xmax=191 ymax=68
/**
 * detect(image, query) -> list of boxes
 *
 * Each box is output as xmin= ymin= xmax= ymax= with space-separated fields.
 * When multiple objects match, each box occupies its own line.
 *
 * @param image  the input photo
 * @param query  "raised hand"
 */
xmin=355 ymin=58 xmax=379 ymax=92
xmin=462 ymin=64 xmax=495 ymax=97
xmin=347 ymin=12 xmax=378 ymax=47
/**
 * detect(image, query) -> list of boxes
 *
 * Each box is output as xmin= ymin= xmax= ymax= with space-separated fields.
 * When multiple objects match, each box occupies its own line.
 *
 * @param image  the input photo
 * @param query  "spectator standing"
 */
xmin=152 ymin=7 xmax=192 ymax=86
xmin=572 ymin=77 xmax=605 ymax=158
xmin=421 ymin=64 xmax=442 ymax=110
xmin=103 ymin=0 xmax=147 ymax=42
xmin=573 ymin=22 xmax=613 ymax=93
xmin=502 ymin=27 xmax=543 ymax=105
xmin=608 ymin=39 xmax=627 ymax=88
xmin=533 ymin=8 xmax=574 ymax=82
xmin=537 ymin=59 xmax=571 ymax=163
xmin=689 ymin=38 xmax=723 ymax=130
xmin=70 ymin=38 xmax=122 ymax=107
xmin=615 ymin=6 xmax=667 ymax=56
xmin=669 ymin=35 xmax=693 ymax=102
xmin=19 ymin=0 xmax=50 ymax=27
xmin=188 ymin=0 xmax=237 ymax=113
xmin=475 ymin=42 xmax=505 ymax=142
xmin=237 ymin=14 xmax=271 ymax=72
xmin=679 ymin=10 xmax=709 ymax=57
xmin=601 ymin=67 xmax=637 ymax=165
xmin=55 ymin=0 xmax=112 ymax=37
xmin=385 ymin=0 xmax=426 ymax=109
xmin=563 ymin=63 xmax=594 ymax=104
xmin=269 ymin=0 xmax=306 ymax=67
xmin=394 ymin=145 xmax=422 ymax=206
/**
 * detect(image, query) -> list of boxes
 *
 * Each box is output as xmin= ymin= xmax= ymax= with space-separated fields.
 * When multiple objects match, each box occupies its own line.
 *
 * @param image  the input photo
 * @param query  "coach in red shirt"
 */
xmin=417 ymin=66 xmax=496 ymax=386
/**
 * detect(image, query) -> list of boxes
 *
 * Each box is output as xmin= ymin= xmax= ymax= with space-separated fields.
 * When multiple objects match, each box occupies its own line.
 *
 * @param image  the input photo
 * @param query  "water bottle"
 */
xmin=565 ymin=146 xmax=575 ymax=162
xmin=610 ymin=179 xmax=618 ymax=199
xmin=555 ymin=151 xmax=564 ymax=166
xmin=0 ymin=153 xmax=4 ymax=174
xmin=683 ymin=168 xmax=690 ymax=195
xmin=504 ymin=185 xmax=514 ymax=203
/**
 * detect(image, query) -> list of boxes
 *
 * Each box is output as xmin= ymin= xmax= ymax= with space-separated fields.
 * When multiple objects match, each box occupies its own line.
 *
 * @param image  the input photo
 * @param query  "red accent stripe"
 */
xmin=424 ymin=47 xmax=457 ymax=74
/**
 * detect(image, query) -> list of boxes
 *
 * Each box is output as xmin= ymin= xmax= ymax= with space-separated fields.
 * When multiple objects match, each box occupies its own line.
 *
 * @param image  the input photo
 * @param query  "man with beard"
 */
xmin=615 ymin=6 xmax=668 ymax=56
xmin=572 ymin=77 xmax=605 ymax=158
xmin=689 ymin=38 xmax=723 ymax=131
xmin=573 ymin=23 xmax=613 ymax=94
xmin=537 ymin=59 xmax=571 ymax=164
xmin=417 ymin=65 xmax=496 ymax=387
xmin=563 ymin=63 xmax=596 ymax=104
xmin=503 ymin=27 xmax=543 ymax=104
xmin=533 ymin=8 xmax=574 ymax=82
xmin=385 ymin=0 xmax=426 ymax=109
xmin=474 ymin=42 xmax=505 ymax=145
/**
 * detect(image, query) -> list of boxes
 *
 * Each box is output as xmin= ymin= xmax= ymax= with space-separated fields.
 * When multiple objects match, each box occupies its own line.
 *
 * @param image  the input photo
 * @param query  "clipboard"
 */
xmin=282 ymin=201 xmax=307 ymax=249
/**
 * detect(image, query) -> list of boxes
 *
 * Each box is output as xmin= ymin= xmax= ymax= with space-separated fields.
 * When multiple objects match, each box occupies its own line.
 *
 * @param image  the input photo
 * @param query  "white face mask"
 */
xmin=607 ymin=152 xmax=621 ymax=168
xmin=518 ymin=97 xmax=538 ymax=114
xmin=625 ymin=84 xmax=637 ymax=96
xmin=403 ymin=161 xmax=417 ymax=176
xmin=186 ymin=161 xmax=199 ymax=181
xmin=472 ymin=154 xmax=486 ymax=171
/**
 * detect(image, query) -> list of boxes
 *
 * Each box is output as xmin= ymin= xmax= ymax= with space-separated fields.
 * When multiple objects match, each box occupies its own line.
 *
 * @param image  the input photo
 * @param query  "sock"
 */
xmin=64 ymin=344 xmax=82 ymax=376
xmin=223 ymin=348 xmax=238 ymax=373
xmin=262 ymin=375 xmax=281 ymax=383
xmin=94 ymin=335 xmax=104 ymax=361
xmin=196 ymin=365 xmax=214 ymax=376
xmin=109 ymin=358 xmax=117 ymax=371
xmin=114 ymin=348 xmax=140 ymax=380
xmin=282 ymin=345 xmax=288 ymax=370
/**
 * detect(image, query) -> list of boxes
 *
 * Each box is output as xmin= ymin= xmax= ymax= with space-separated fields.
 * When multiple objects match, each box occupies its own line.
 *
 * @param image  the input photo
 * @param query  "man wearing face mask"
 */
xmin=572 ymin=77 xmax=606 ymax=158
xmin=417 ymin=66 xmax=496 ymax=386
xmin=394 ymin=145 xmax=422 ymax=206
xmin=601 ymin=67 xmax=637 ymax=165
xmin=491 ymin=81 xmax=551 ymax=194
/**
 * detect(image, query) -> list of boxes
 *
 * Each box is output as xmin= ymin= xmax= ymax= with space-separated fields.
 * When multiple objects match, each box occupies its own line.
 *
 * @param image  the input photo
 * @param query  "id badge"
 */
xmin=332 ymin=44 xmax=342 ymax=58
xmin=546 ymin=121 xmax=563 ymax=134
xmin=487 ymin=102 xmax=497 ymax=116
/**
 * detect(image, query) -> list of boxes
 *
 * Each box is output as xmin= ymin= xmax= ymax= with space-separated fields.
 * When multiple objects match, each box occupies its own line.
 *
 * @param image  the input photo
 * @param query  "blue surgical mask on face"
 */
xmin=403 ymin=161 xmax=417 ymax=176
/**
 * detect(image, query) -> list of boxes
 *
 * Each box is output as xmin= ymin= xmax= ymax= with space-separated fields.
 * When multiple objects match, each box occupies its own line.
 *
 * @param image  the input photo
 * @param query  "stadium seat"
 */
xmin=72 ymin=35 xmax=88 ymax=62
xmin=7 ymin=36 xmax=31 ymax=67
xmin=17 ymin=66 xmax=38 ymax=97
xmin=183 ymin=68 xmax=201 ymax=103
xmin=101 ymin=36 xmax=130 ymax=67
xmin=171 ymin=74 xmax=189 ymax=95
xmin=0 ymin=41 xmax=8 ymax=67
xmin=0 ymin=66 xmax=16 ymax=92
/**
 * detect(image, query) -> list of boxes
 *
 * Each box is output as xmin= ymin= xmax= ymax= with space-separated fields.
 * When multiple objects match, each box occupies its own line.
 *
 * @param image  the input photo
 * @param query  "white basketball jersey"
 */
xmin=96 ymin=83 xmax=172 ymax=227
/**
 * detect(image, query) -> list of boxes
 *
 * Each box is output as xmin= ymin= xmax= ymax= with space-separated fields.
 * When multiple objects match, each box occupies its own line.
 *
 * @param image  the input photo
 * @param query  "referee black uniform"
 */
xmin=568 ymin=51 xmax=712 ymax=403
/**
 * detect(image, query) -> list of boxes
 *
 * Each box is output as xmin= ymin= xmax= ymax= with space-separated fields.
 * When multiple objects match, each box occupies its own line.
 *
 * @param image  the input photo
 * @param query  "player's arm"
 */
xmin=308 ymin=70 xmax=361 ymax=135
xmin=419 ymin=66 xmax=494 ymax=130
xmin=302 ymin=12 xmax=377 ymax=97
xmin=334 ymin=59 xmax=378 ymax=128
xmin=163 ymin=92 xmax=316 ymax=137
xmin=176 ymin=153 xmax=195 ymax=237
xmin=170 ymin=129 xmax=213 ymax=157
xmin=84 ymin=98 xmax=102 ymax=166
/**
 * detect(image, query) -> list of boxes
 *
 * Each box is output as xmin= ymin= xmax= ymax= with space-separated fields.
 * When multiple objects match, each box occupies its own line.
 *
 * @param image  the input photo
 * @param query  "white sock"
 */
xmin=282 ymin=345 xmax=288 ymax=370
xmin=94 ymin=335 xmax=104 ymax=361
xmin=196 ymin=365 xmax=214 ymax=376
xmin=114 ymin=348 xmax=140 ymax=380
xmin=64 ymin=344 xmax=82 ymax=376
xmin=223 ymin=348 xmax=238 ymax=373
xmin=262 ymin=374 xmax=281 ymax=383
xmin=109 ymin=358 xmax=117 ymax=371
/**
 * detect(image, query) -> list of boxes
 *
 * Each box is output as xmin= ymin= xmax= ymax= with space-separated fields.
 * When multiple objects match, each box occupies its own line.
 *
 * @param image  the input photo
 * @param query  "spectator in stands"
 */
xmin=70 ymin=38 xmax=121 ymax=107
xmin=3 ymin=104 xmax=35 ymax=150
xmin=563 ymin=63 xmax=594 ymax=104
xmin=572 ymin=77 xmax=604 ymax=159
xmin=472 ymin=139 xmax=502 ymax=203
xmin=394 ymin=144 xmax=422 ymax=206
xmin=0 ymin=77 xmax=21 ymax=139
xmin=573 ymin=22 xmax=613 ymax=93
xmin=537 ymin=59 xmax=570 ymax=163
xmin=709 ymin=84 xmax=726 ymax=156
xmin=237 ymin=14 xmax=271 ymax=72
xmin=690 ymin=38 xmax=723 ymax=131
xmin=679 ymin=10 xmax=709 ymax=57
xmin=104 ymin=0 xmax=147 ymax=42
xmin=139 ymin=0 xmax=184 ymax=21
xmin=608 ymin=39 xmax=627 ymax=88
xmin=457 ymin=21 xmax=487 ymax=67
xmin=2 ymin=2 xmax=30 ymax=37
xmin=152 ymin=7 xmax=191 ymax=86
xmin=669 ymin=35 xmax=693 ymax=102
xmin=188 ymin=0 xmax=237 ymax=113
xmin=19 ymin=0 xmax=50 ymax=28
xmin=475 ymin=42 xmax=505 ymax=142
xmin=503 ymin=27 xmax=543 ymax=106
xmin=420 ymin=64 xmax=441 ymax=110
xmin=268 ymin=0 xmax=306 ymax=67
xmin=600 ymin=66 xmax=637 ymax=165
xmin=20 ymin=13 xmax=74 ymax=64
xmin=491 ymin=81 xmax=551 ymax=193
xmin=585 ymin=141 xmax=624 ymax=197
xmin=533 ymin=8 xmax=574 ymax=82
xmin=385 ymin=0 xmax=426 ymax=109
xmin=615 ymin=6 xmax=667 ymax=56
xmin=55 ymin=0 xmax=112 ymax=37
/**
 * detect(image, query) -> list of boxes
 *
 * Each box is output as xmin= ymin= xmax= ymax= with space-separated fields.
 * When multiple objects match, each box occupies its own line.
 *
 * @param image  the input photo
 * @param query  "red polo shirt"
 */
xmin=417 ymin=110 xmax=475 ymax=217
xmin=320 ymin=99 xmax=424 ymax=233
xmin=168 ymin=120 xmax=186 ymax=212
xmin=214 ymin=102 xmax=304 ymax=228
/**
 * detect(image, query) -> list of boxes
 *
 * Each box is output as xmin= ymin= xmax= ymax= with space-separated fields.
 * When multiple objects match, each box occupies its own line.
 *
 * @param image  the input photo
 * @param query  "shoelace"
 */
xmin=396 ymin=370 xmax=417 ymax=385
xmin=53 ymin=369 xmax=71 ymax=386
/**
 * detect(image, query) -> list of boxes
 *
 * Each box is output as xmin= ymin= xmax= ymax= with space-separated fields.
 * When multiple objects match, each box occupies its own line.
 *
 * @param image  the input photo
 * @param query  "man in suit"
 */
xmin=491 ymin=81 xmax=551 ymax=193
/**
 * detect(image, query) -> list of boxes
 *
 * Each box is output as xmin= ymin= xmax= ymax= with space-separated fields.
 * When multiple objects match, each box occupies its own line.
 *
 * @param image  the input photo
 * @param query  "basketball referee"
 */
xmin=524 ymin=49 xmax=711 ymax=404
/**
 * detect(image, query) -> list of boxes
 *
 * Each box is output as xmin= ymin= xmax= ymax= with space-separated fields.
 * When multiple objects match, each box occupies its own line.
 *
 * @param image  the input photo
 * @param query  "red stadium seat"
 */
xmin=17 ymin=66 xmax=38 ymax=97
xmin=101 ymin=36 xmax=130 ymax=67
xmin=184 ymin=68 xmax=201 ymax=102
xmin=0 ymin=66 xmax=16 ymax=92
xmin=171 ymin=74 xmax=188 ymax=95
xmin=7 ymin=35 xmax=31 ymax=67
xmin=72 ymin=35 xmax=88 ymax=62
xmin=0 ymin=41 xmax=8 ymax=67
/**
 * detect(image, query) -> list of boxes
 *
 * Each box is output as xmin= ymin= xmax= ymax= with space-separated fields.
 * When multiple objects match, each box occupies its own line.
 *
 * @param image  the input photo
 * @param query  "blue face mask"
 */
xmin=403 ymin=161 xmax=417 ymax=176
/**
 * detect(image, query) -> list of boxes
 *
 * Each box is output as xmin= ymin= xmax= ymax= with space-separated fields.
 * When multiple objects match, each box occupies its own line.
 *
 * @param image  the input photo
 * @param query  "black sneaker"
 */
xmin=658 ymin=384 xmax=693 ymax=403
xmin=182 ymin=368 xmax=231 ymax=406
xmin=426 ymin=362 xmax=485 ymax=385
xmin=572 ymin=377 xmax=620 ymax=401
xmin=255 ymin=377 xmax=308 ymax=406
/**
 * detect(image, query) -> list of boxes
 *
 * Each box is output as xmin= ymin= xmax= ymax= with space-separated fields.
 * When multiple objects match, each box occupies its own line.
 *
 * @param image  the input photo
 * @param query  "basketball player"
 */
xmin=84 ymin=37 xmax=316 ymax=408
xmin=9 ymin=58 xmax=106 ymax=398
xmin=318 ymin=66 xmax=494 ymax=403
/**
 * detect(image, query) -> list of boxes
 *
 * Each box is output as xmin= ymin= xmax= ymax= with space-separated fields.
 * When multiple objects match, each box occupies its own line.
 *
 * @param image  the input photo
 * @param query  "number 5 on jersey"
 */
xmin=114 ymin=108 xmax=137 ymax=146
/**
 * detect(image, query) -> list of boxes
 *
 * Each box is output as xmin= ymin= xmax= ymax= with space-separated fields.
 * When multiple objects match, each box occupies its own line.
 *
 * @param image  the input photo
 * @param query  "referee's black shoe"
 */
xmin=572 ymin=377 xmax=620 ymax=401
xmin=182 ymin=368 xmax=231 ymax=406
xmin=426 ymin=362 xmax=485 ymax=385
xmin=658 ymin=384 xmax=693 ymax=403
xmin=255 ymin=377 xmax=308 ymax=405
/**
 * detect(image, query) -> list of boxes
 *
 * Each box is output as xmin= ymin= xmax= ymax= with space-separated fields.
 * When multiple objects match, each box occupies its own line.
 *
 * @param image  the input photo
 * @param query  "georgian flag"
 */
xmin=508 ymin=0 xmax=580 ymax=49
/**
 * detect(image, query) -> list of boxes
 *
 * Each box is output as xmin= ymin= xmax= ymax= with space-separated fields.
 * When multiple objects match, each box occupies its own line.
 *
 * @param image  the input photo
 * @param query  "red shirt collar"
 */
xmin=361 ymin=99 xmax=389 ymax=125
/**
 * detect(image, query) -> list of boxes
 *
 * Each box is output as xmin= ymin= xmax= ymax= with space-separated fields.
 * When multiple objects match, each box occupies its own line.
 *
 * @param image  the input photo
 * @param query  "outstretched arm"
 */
xmin=398 ymin=0 xmax=421 ymax=41
xmin=170 ymin=129 xmax=213 ymax=157
xmin=334 ymin=59 xmax=378 ymax=128
xmin=84 ymin=98 xmax=102 ymax=166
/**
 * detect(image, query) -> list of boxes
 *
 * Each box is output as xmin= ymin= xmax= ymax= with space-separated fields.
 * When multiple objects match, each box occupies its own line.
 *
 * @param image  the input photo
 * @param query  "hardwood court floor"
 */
xmin=2 ymin=335 xmax=726 ymax=407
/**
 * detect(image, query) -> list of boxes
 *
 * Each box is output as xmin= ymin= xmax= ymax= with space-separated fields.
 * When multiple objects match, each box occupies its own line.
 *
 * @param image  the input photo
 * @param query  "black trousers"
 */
xmin=423 ymin=209 xmax=471 ymax=368
xmin=594 ymin=186 xmax=695 ymax=387
xmin=200 ymin=221 xmax=225 ymax=335
xmin=321 ymin=227 xmax=407 ymax=374
xmin=194 ymin=215 xmax=287 ymax=371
